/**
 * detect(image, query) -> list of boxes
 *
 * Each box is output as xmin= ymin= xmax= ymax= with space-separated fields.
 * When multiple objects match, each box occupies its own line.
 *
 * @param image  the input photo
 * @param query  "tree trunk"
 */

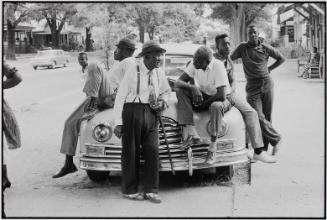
xmin=50 ymin=29 xmax=60 ymax=49
xmin=139 ymin=25 xmax=145 ymax=43
xmin=6 ymin=21 xmax=16 ymax=60
xmin=85 ymin=27 xmax=93 ymax=52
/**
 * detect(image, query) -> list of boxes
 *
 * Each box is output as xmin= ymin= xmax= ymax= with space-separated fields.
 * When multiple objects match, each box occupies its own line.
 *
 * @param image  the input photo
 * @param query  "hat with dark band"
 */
xmin=116 ymin=38 xmax=136 ymax=50
xmin=138 ymin=40 xmax=166 ymax=57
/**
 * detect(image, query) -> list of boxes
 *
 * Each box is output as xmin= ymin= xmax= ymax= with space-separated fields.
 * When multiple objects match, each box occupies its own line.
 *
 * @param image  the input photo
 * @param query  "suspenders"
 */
xmin=132 ymin=64 xmax=160 ymax=103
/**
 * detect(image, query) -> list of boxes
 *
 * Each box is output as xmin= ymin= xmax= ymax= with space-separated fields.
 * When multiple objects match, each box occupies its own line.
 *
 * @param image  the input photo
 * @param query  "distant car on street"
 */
xmin=78 ymin=43 xmax=250 ymax=183
xmin=31 ymin=49 xmax=70 ymax=70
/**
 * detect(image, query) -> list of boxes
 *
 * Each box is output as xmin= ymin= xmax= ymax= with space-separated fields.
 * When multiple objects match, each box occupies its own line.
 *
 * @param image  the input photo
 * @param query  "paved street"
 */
xmin=3 ymin=57 xmax=325 ymax=218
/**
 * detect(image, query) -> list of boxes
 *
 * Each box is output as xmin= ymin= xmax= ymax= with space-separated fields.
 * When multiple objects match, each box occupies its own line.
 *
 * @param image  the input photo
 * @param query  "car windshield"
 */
xmin=36 ymin=50 xmax=58 ymax=56
xmin=163 ymin=55 xmax=192 ymax=77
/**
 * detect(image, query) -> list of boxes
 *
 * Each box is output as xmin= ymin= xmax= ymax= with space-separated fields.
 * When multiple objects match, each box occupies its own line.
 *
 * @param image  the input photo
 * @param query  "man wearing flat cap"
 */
xmin=53 ymin=38 xmax=136 ymax=178
xmin=113 ymin=40 xmax=171 ymax=203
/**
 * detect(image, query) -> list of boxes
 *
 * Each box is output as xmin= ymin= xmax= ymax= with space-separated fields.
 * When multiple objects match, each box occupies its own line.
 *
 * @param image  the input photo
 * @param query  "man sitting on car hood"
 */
xmin=52 ymin=38 xmax=136 ymax=178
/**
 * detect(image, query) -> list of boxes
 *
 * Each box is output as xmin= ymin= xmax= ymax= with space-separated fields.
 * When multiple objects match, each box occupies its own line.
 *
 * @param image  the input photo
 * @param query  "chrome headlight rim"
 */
xmin=92 ymin=123 xmax=113 ymax=143
xmin=206 ymin=120 xmax=228 ymax=138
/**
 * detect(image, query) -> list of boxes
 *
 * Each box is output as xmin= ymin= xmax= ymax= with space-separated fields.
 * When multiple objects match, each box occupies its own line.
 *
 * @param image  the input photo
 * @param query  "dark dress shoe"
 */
xmin=52 ymin=163 xmax=77 ymax=178
xmin=2 ymin=179 xmax=11 ymax=191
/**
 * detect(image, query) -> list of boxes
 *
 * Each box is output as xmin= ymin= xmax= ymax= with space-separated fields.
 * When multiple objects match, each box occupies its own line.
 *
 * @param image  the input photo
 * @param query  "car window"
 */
xmin=37 ymin=50 xmax=55 ymax=56
xmin=163 ymin=55 xmax=193 ymax=77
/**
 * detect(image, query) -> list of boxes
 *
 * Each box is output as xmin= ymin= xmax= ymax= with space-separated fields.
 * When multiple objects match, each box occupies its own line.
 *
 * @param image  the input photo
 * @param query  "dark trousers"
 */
xmin=246 ymin=77 xmax=281 ymax=150
xmin=121 ymin=103 xmax=159 ymax=194
xmin=176 ymin=88 xmax=233 ymax=139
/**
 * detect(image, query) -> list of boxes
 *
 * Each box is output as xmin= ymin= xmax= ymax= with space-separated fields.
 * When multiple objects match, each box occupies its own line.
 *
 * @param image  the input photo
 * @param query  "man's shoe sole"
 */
xmin=52 ymin=167 xmax=77 ymax=178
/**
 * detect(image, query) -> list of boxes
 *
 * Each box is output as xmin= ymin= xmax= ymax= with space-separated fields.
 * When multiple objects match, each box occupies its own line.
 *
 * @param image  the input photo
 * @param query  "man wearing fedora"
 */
xmin=53 ymin=38 xmax=136 ymax=178
xmin=113 ymin=40 xmax=171 ymax=203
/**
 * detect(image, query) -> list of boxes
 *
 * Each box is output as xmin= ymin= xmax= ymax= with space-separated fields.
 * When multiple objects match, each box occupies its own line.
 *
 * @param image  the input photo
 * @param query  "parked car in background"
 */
xmin=78 ymin=43 xmax=250 ymax=184
xmin=31 ymin=49 xmax=71 ymax=70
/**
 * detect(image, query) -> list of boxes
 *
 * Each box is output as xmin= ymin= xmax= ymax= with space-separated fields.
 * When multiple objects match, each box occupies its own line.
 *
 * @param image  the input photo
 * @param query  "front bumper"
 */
xmin=79 ymin=140 xmax=249 ymax=172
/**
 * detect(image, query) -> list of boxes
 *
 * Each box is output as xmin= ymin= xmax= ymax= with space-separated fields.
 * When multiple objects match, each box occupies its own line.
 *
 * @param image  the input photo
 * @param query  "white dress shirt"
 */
xmin=108 ymin=57 xmax=136 ymax=94
xmin=114 ymin=58 xmax=171 ymax=126
xmin=185 ymin=59 xmax=231 ymax=95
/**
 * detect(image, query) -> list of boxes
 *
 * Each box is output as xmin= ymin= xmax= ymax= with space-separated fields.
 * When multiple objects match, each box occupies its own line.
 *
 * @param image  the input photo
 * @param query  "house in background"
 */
xmin=31 ymin=19 xmax=83 ymax=50
xmin=275 ymin=3 xmax=325 ymax=51
xmin=3 ymin=19 xmax=83 ymax=54
xmin=3 ymin=23 xmax=35 ymax=54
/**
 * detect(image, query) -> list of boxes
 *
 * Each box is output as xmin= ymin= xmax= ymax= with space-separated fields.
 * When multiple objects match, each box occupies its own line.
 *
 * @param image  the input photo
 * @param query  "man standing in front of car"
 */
xmin=231 ymin=25 xmax=285 ymax=155
xmin=113 ymin=41 xmax=171 ymax=203
xmin=214 ymin=33 xmax=277 ymax=163
xmin=53 ymin=38 xmax=136 ymax=178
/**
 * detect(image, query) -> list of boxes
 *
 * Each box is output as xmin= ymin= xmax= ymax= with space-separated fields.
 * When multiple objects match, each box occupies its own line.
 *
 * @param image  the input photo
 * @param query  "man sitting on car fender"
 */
xmin=175 ymin=46 xmax=233 ymax=164
xmin=175 ymin=46 xmax=276 ymax=165
xmin=53 ymin=38 xmax=136 ymax=178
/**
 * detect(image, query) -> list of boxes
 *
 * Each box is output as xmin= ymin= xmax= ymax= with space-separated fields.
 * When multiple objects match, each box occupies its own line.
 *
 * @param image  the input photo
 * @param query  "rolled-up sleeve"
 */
xmin=83 ymin=63 xmax=102 ymax=97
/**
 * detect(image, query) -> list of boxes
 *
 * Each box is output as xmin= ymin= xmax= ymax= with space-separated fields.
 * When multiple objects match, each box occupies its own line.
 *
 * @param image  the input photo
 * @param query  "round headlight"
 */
xmin=207 ymin=120 xmax=228 ymax=138
xmin=92 ymin=124 xmax=112 ymax=142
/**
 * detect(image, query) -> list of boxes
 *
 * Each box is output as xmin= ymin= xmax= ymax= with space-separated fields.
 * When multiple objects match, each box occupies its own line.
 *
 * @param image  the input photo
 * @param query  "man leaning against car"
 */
xmin=52 ymin=38 xmax=136 ymax=178
xmin=113 ymin=40 xmax=171 ymax=203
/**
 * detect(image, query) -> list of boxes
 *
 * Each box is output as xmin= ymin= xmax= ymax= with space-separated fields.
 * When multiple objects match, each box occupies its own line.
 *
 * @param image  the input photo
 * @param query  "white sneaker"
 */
xmin=247 ymin=148 xmax=258 ymax=163
xmin=253 ymin=151 xmax=277 ymax=163
xmin=183 ymin=125 xmax=200 ymax=140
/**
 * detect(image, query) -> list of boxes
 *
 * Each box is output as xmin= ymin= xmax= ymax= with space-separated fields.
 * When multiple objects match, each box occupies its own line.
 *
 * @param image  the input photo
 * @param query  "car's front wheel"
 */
xmin=33 ymin=66 xmax=38 ymax=70
xmin=49 ymin=61 xmax=56 ymax=69
xmin=86 ymin=170 xmax=110 ymax=182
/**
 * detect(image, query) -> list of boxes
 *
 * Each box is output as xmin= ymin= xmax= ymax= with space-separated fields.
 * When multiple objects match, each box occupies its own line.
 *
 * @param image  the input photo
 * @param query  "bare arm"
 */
xmin=200 ymin=86 xmax=226 ymax=108
xmin=268 ymin=56 xmax=285 ymax=73
xmin=175 ymin=72 xmax=195 ymax=91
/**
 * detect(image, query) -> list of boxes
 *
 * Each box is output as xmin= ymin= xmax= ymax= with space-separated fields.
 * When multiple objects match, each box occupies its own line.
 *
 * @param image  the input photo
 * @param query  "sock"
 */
xmin=254 ymin=147 xmax=263 ymax=155
xmin=66 ymin=155 xmax=74 ymax=163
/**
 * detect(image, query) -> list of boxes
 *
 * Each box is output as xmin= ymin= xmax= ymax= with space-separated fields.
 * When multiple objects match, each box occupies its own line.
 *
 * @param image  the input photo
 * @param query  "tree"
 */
xmin=157 ymin=4 xmax=200 ymax=43
xmin=4 ymin=3 xmax=34 ymax=60
xmin=210 ymin=3 xmax=270 ymax=47
xmin=72 ymin=3 xmax=113 ymax=51
xmin=124 ymin=4 xmax=163 ymax=43
xmin=35 ymin=3 xmax=77 ymax=49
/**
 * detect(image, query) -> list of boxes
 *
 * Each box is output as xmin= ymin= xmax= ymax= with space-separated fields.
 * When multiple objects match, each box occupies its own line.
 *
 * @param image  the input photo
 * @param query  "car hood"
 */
xmin=81 ymin=92 xmax=245 ymax=147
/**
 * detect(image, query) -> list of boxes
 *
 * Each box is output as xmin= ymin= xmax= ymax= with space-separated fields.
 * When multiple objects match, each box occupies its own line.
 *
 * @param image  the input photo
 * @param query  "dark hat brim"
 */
xmin=138 ymin=47 xmax=166 ymax=57
xmin=116 ymin=44 xmax=136 ymax=50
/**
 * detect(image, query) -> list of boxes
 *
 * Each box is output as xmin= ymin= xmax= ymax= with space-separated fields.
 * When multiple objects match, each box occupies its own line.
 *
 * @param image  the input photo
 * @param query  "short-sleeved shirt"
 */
xmin=231 ymin=41 xmax=284 ymax=79
xmin=184 ymin=59 xmax=231 ymax=95
xmin=82 ymin=62 xmax=107 ymax=98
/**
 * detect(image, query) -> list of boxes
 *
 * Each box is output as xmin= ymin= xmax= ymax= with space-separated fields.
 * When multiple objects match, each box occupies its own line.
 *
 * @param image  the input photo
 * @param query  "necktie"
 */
xmin=148 ymin=70 xmax=157 ymax=107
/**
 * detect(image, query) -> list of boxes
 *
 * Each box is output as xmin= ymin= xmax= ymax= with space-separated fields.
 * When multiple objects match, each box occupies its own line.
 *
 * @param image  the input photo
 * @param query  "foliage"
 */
xmin=4 ymin=3 xmax=36 ymax=60
xmin=209 ymin=3 xmax=271 ymax=46
xmin=34 ymin=3 xmax=78 ymax=48
xmin=157 ymin=4 xmax=200 ymax=43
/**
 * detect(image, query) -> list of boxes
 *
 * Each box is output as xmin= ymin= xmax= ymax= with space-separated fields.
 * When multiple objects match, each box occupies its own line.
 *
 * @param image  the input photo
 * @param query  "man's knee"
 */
xmin=210 ymin=101 xmax=224 ymax=110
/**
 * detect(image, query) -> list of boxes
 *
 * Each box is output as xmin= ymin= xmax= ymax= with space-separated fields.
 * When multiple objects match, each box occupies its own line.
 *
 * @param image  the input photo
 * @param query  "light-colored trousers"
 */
xmin=60 ymin=98 xmax=90 ymax=156
xmin=231 ymin=93 xmax=264 ymax=149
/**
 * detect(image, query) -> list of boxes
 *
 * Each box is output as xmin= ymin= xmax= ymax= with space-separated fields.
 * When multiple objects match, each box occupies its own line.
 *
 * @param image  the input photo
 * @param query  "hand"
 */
xmin=151 ymin=100 xmax=167 ymax=112
xmin=101 ymin=93 xmax=116 ymax=108
xmin=191 ymin=86 xmax=203 ymax=106
xmin=114 ymin=125 xmax=123 ymax=139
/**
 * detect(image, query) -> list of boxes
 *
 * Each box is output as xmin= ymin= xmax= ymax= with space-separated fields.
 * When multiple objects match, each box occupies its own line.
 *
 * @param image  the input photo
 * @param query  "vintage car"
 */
xmin=78 ymin=43 xmax=250 ymax=183
xmin=31 ymin=49 xmax=70 ymax=70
